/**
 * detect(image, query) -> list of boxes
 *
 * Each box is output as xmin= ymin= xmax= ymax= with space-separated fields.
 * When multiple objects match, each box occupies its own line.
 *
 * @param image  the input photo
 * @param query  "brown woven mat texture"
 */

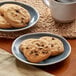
xmin=0 ymin=0 xmax=76 ymax=39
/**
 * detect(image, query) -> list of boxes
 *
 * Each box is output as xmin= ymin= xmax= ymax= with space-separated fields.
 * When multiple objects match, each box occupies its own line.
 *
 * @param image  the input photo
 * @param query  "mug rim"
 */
xmin=52 ymin=0 xmax=76 ymax=5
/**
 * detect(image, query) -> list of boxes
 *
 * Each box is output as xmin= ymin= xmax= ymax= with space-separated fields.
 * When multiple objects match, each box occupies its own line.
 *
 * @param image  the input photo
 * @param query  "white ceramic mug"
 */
xmin=43 ymin=0 xmax=76 ymax=23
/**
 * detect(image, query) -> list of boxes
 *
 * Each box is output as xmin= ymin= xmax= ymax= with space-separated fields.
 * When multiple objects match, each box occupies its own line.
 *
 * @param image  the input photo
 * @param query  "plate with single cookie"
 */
xmin=12 ymin=32 xmax=71 ymax=66
xmin=0 ymin=1 xmax=39 ymax=32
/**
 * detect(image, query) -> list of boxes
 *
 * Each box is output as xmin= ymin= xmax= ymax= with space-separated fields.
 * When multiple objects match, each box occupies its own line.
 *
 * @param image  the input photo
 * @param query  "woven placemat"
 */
xmin=0 ymin=0 xmax=76 ymax=39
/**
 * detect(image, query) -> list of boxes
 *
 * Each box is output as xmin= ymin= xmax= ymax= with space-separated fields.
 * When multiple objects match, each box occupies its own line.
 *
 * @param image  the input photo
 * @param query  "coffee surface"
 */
xmin=55 ymin=0 xmax=76 ymax=3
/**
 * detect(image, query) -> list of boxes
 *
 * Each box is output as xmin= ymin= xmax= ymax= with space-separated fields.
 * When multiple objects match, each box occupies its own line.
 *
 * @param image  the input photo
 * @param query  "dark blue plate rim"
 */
xmin=0 ymin=1 xmax=39 ymax=32
xmin=12 ymin=32 xmax=71 ymax=66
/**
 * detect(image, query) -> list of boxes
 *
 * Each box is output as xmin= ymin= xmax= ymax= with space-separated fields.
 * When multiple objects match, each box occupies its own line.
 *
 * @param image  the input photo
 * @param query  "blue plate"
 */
xmin=0 ymin=1 xmax=39 ymax=32
xmin=12 ymin=32 xmax=71 ymax=66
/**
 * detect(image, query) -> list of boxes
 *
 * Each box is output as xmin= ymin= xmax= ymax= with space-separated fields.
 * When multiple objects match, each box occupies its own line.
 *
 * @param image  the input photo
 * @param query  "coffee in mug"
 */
xmin=55 ymin=0 xmax=76 ymax=3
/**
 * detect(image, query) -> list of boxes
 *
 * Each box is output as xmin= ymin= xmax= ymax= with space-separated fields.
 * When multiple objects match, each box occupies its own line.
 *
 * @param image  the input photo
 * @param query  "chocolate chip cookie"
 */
xmin=20 ymin=39 xmax=51 ymax=63
xmin=40 ymin=36 xmax=64 ymax=56
xmin=0 ymin=4 xmax=31 ymax=28
xmin=20 ymin=38 xmax=37 ymax=53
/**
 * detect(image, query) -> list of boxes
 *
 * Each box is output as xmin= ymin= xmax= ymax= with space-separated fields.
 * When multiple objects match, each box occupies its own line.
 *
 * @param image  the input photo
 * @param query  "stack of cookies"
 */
xmin=0 ymin=4 xmax=31 ymax=28
xmin=20 ymin=36 xmax=64 ymax=63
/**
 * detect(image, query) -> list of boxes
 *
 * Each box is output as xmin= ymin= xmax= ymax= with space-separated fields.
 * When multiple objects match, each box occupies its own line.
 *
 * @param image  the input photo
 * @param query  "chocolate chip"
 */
xmin=52 ymin=37 xmax=55 ymax=40
xmin=34 ymin=51 xmax=38 ymax=53
xmin=36 ymin=43 xmax=40 ymax=46
xmin=30 ymin=51 xmax=33 ymax=54
xmin=16 ymin=10 xmax=20 ymax=13
xmin=51 ymin=44 xmax=54 ymax=47
xmin=45 ymin=46 xmax=48 ymax=48
xmin=1 ymin=14 xmax=4 ymax=16
xmin=42 ymin=51 xmax=48 ymax=54
xmin=21 ymin=18 xmax=24 ymax=20
xmin=21 ymin=20 xmax=24 ymax=23
xmin=26 ymin=47 xmax=29 ymax=49
xmin=39 ymin=47 xmax=43 ymax=50
xmin=35 ymin=53 xmax=39 ymax=56
xmin=41 ymin=45 xmax=44 ymax=47
xmin=15 ymin=14 xmax=17 ymax=16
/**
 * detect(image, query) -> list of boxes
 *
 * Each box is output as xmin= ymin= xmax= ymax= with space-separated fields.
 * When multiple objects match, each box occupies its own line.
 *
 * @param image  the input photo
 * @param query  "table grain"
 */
xmin=0 ymin=38 xmax=76 ymax=76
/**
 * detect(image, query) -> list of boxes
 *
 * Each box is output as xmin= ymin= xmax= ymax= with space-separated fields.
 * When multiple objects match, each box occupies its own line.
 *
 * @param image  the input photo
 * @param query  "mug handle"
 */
xmin=43 ymin=0 xmax=50 ymax=8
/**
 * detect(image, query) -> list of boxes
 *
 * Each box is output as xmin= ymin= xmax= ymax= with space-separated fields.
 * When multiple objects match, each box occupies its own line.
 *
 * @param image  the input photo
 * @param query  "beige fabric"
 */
xmin=0 ymin=0 xmax=76 ymax=39
xmin=0 ymin=48 xmax=54 ymax=76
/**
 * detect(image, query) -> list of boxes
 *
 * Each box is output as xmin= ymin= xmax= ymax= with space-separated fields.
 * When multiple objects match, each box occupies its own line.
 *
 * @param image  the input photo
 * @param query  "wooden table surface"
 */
xmin=0 ymin=38 xmax=76 ymax=76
